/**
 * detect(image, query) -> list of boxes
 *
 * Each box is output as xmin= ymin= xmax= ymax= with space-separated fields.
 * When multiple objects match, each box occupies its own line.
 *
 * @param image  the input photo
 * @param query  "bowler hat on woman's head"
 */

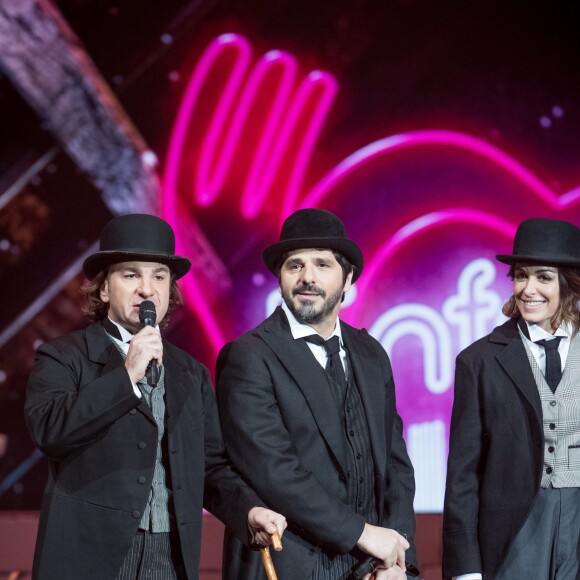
xmin=262 ymin=208 xmax=364 ymax=281
xmin=83 ymin=214 xmax=191 ymax=280
xmin=496 ymin=218 xmax=580 ymax=267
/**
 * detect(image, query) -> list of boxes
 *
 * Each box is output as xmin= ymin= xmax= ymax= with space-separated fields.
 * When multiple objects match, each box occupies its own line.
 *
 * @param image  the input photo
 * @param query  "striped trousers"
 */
xmin=116 ymin=530 xmax=187 ymax=580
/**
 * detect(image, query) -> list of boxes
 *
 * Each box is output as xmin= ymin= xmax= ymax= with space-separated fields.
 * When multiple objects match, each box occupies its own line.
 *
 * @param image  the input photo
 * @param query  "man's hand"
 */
xmin=356 ymin=524 xmax=409 ymax=570
xmin=372 ymin=564 xmax=407 ymax=579
xmin=248 ymin=507 xmax=287 ymax=547
xmin=125 ymin=326 xmax=163 ymax=383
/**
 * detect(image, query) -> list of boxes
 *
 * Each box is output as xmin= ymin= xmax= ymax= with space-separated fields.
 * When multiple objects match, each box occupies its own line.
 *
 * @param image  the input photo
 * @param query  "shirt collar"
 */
xmin=520 ymin=318 xmax=571 ymax=342
xmin=281 ymin=302 xmax=343 ymax=344
xmin=106 ymin=317 xmax=137 ymax=343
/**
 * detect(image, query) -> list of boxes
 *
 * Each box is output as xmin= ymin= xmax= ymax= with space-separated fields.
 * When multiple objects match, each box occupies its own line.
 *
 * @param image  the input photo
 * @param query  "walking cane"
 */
xmin=260 ymin=530 xmax=283 ymax=580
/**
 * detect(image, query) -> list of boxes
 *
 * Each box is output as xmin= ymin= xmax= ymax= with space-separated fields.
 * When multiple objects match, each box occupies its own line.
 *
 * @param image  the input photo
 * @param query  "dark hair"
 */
xmin=502 ymin=264 xmax=580 ymax=335
xmin=81 ymin=269 xmax=183 ymax=327
xmin=275 ymin=249 xmax=356 ymax=285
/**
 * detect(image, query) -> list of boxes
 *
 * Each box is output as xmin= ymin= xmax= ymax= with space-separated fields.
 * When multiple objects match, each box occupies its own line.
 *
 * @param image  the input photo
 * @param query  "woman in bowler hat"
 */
xmin=443 ymin=218 xmax=580 ymax=580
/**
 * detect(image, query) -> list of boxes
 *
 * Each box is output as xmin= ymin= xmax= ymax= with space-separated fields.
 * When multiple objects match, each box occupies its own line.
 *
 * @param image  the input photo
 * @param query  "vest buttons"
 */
xmin=549 ymin=423 xmax=556 ymax=430
xmin=550 ymin=400 xmax=557 ymax=407
xmin=548 ymin=446 xmax=555 ymax=453
xmin=546 ymin=466 xmax=553 ymax=474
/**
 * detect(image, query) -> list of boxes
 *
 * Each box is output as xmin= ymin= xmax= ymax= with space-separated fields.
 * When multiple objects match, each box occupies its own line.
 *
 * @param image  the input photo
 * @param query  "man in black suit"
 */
xmin=217 ymin=208 xmax=419 ymax=579
xmin=25 ymin=214 xmax=285 ymax=580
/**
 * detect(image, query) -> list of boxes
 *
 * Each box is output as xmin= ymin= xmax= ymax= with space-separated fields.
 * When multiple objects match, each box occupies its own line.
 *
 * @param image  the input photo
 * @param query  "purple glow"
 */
xmin=301 ymin=130 xmax=580 ymax=211
xmin=197 ymin=47 xmax=298 ymax=211
xmin=162 ymin=31 xmax=580 ymax=358
xmin=347 ymin=209 xmax=517 ymax=322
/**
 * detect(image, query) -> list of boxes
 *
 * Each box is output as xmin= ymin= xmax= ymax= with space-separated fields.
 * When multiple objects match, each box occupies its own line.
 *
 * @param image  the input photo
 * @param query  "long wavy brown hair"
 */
xmin=502 ymin=264 xmax=580 ymax=336
xmin=81 ymin=269 xmax=183 ymax=327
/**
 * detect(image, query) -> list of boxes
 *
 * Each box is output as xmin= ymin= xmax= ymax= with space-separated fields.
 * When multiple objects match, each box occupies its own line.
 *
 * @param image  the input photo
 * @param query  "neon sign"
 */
xmin=162 ymin=32 xmax=580 ymax=510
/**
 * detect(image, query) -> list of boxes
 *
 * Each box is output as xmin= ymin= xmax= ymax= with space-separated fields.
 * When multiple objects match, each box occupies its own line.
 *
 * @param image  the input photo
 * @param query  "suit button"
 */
xmin=546 ymin=466 xmax=553 ymax=474
xmin=132 ymin=511 xmax=141 ymax=519
xmin=138 ymin=441 xmax=147 ymax=449
xmin=129 ymin=409 xmax=137 ymax=415
xmin=138 ymin=476 xmax=146 ymax=484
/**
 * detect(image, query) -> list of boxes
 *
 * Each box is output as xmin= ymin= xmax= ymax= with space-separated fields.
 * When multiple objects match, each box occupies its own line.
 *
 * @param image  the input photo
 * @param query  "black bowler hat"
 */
xmin=83 ymin=214 xmax=191 ymax=280
xmin=496 ymin=218 xmax=580 ymax=267
xmin=262 ymin=208 xmax=364 ymax=281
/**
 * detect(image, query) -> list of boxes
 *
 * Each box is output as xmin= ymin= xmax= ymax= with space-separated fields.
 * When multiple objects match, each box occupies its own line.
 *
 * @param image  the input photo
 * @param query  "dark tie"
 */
xmin=535 ymin=337 xmax=563 ymax=393
xmin=303 ymin=334 xmax=347 ymax=394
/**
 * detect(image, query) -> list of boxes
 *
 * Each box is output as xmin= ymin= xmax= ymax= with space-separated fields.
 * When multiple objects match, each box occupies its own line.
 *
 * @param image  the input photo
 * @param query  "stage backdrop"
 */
xmin=154 ymin=25 xmax=580 ymax=511
xmin=1 ymin=1 xmax=580 ymax=513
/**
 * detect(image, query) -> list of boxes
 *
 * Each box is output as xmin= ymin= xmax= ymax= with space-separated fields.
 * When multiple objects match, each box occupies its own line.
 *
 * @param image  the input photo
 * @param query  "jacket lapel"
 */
xmin=493 ymin=319 xmax=543 ymax=426
xmin=258 ymin=308 xmax=349 ymax=477
xmin=86 ymin=322 xmax=155 ymax=424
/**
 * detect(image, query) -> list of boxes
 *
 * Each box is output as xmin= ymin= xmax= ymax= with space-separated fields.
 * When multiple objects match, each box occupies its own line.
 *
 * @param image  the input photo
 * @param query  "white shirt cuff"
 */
xmin=453 ymin=574 xmax=483 ymax=580
xmin=131 ymin=381 xmax=142 ymax=398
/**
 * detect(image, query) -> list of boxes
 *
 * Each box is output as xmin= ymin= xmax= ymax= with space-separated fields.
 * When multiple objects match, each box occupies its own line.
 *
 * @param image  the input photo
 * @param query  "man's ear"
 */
xmin=99 ymin=279 xmax=110 ymax=303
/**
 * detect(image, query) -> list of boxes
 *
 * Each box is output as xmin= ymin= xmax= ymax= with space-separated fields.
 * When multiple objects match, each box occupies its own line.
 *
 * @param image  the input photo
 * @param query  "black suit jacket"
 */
xmin=25 ymin=322 xmax=259 ymax=580
xmin=217 ymin=307 xmax=417 ymax=579
xmin=443 ymin=318 xmax=545 ymax=579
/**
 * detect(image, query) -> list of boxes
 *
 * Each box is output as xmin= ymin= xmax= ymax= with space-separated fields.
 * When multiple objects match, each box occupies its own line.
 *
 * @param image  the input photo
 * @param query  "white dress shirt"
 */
xmin=281 ymin=302 xmax=348 ymax=376
xmin=105 ymin=317 xmax=143 ymax=399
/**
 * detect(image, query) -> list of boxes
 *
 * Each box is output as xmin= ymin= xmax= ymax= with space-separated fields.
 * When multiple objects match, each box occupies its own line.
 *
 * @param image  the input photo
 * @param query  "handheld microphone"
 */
xmin=352 ymin=556 xmax=423 ymax=580
xmin=139 ymin=300 xmax=159 ymax=386
xmin=351 ymin=556 xmax=380 ymax=579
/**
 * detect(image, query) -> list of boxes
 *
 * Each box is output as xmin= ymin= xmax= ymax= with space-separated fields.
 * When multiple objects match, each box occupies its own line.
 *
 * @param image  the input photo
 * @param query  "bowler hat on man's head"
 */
xmin=496 ymin=217 xmax=580 ymax=267
xmin=262 ymin=208 xmax=364 ymax=281
xmin=83 ymin=214 xmax=191 ymax=280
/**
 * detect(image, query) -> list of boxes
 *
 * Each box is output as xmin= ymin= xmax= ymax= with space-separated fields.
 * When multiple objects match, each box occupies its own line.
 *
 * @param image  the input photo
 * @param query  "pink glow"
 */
xmin=301 ymin=131 xmax=580 ymax=211
xmin=237 ymin=51 xmax=300 ymax=218
xmin=162 ymin=33 xmax=580 ymax=356
xmin=163 ymin=33 xmax=251 ymax=224
xmin=162 ymin=34 xmax=254 ymax=348
xmin=347 ymin=209 xmax=517 ymax=322
xmin=197 ymin=48 xmax=298 ymax=209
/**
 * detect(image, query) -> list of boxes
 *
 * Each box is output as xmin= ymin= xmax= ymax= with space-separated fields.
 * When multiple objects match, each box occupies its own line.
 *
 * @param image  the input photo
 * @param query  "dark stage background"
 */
xmin=1 ymin=0 xmax=579 ymax=514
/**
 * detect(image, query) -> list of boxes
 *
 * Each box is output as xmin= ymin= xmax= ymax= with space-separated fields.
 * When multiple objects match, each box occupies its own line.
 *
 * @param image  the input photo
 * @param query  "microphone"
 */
xmin=139 ymin=300 xmax=159 ymax=386
xmin=351 ymin=556 xmax=380 ymax=579
xmin=352 ymin=556 xmax=424 ymax=579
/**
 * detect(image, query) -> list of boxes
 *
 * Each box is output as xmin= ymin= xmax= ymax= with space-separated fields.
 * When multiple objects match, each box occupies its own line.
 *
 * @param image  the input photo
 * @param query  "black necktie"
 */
xmin=535 ymin=337 xmax=563 ymax=393
xmin=303 ymin=334 xmax=347 ymax=394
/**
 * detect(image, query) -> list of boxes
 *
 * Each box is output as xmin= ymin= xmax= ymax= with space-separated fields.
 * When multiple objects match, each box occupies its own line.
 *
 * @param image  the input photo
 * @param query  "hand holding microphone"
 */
xmin=138 ymin=300 xmax=160 ymax=386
